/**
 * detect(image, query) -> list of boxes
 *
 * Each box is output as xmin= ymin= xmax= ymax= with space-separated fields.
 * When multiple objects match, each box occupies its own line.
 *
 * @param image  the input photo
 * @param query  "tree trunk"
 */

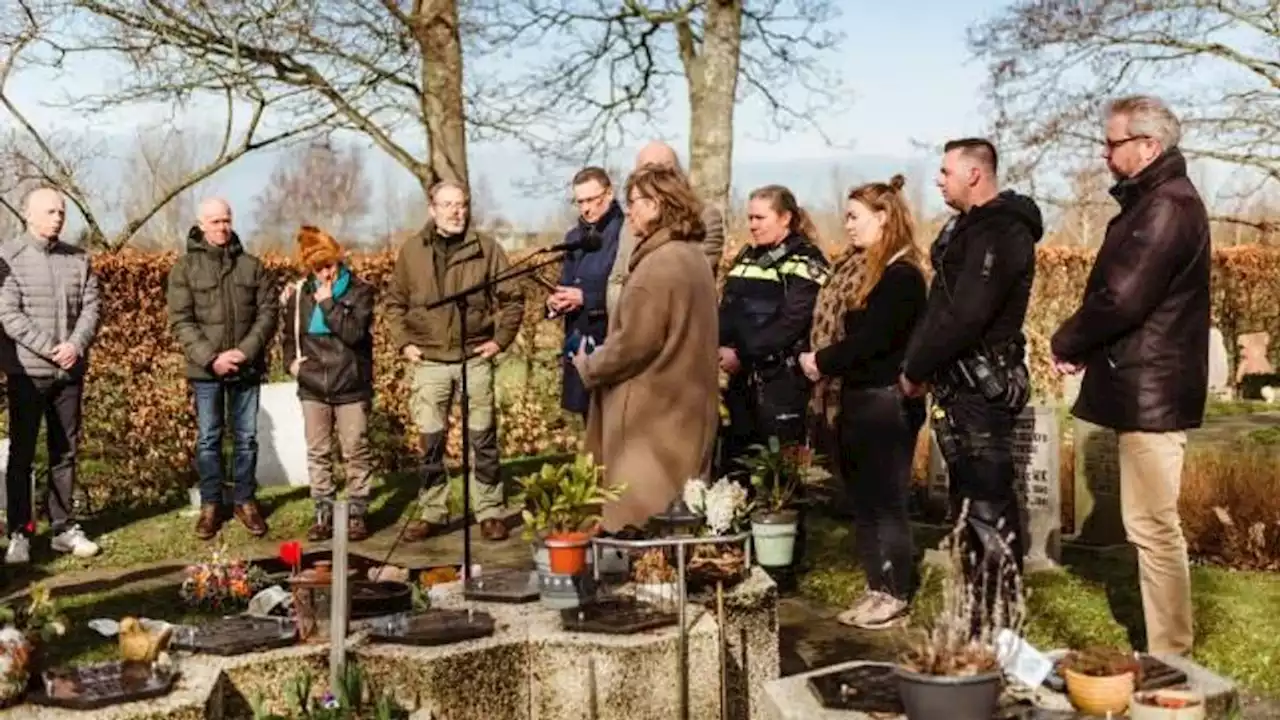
xmin=416 ymin=0 xmax=469 ymax=190
xmin=679 ymin=0 xmax=742 ymax=217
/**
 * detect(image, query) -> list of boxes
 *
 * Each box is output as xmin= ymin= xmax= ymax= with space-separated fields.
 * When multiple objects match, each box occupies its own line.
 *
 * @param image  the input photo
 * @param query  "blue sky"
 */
xmin=7 ymin=1 xmax=1013 ymax=237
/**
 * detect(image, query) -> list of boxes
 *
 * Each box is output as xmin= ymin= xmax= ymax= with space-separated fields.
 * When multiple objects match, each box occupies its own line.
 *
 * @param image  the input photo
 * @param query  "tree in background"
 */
xmin=467 ymin=0 xmax=847 ymax=216
xmin=72 ymin=0 xmax=471 ymax=197
xmin=253 ymin=140 xmax=371 ymax=250
xmin=0 ymin=0 xmax=334 ymax=249
xmin=970 ymin=0 xmax=1280 ymax=241
xmin=119 ymin=124 xmax=210 ymax=251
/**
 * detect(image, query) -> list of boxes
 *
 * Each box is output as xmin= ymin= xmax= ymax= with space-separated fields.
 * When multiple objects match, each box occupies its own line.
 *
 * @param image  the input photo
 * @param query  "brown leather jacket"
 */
xmin=1051 ymin=149 xmax=1211 ymax=432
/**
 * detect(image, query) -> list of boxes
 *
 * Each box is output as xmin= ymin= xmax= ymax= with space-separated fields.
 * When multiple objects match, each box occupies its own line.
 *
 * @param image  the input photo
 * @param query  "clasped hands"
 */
xmin=546 ymin=286 xmax=584 ymax=315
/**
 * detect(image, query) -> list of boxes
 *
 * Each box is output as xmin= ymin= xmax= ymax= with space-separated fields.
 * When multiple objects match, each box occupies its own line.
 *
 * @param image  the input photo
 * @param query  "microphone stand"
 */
xmin=421 ymin=244 xmax=576 ymax=583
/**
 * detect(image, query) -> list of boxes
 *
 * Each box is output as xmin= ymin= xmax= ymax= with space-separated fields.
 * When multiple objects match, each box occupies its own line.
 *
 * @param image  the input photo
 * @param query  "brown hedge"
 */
xmin=7 ymin=244 xmax=1279 ymax=509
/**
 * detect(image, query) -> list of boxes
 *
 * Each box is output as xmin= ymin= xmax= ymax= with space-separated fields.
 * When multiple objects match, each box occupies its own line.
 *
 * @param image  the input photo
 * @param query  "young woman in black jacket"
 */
xmin=799 ymin=174 xmax=928 ymax=629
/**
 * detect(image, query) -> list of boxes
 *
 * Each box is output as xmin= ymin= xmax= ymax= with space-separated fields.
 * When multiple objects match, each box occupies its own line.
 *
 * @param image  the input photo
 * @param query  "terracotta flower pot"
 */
xmin=1131 ymin=689 xmax=1207 ymax=720
xmin=1063 ymin=667 xmax=1135 ymax=715
xmin=545 ymin=532 xmax=590 ymax=575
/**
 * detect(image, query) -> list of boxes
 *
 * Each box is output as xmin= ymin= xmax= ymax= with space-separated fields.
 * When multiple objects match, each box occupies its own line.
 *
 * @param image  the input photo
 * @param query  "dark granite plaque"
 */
xmin=29 ymin=662 xmax=178 ymax=711
xmin=561 ymin=597 xmax=678 ymax=634
xmin=463 ymin=569 xmax=540 ymax=603
xmin=1043 ymin=653 xmax=1188 ymax=693
xmin=366 ymin=610 xmax=496 ymax=647
xmin=351 ymin=581 xmax=413 ymax=618
xmin=170 ymin=616 xmax=296 ymax=656
xmin=806 ymin=663 xmax=903 ymax=713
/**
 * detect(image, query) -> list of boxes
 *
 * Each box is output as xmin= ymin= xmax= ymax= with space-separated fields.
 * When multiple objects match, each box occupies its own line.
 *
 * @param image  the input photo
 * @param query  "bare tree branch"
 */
xmin=970 ymin=0 xmax=1280 ymax=208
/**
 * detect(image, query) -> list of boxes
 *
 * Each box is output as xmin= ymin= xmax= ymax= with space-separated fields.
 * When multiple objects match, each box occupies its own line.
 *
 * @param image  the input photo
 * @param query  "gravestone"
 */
xmin=1236 ymin=331 xmax=1274 ymax=381
xmin=1071 ymin=418 xmax=1127 ymax=546
xmin=1013 ymin=405 xmax=1061 ymax=570
xmin=927 ymin=404 xmax=1061 ymax=568
xmin=256 ymin=381 xmax=310 ymax=488
xmin=1207 ymin=327 xmax=1231 ymax=399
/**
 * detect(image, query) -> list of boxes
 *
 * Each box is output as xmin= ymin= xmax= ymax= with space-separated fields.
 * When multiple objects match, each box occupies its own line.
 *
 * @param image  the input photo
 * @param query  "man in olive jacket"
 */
xmin=385 ymin=180 xmax=524 ymax=543
xmin=1051 ymin=95 xmax=1210 ymax=656
xmin=167 ymin=198 xmax=279 ymax=540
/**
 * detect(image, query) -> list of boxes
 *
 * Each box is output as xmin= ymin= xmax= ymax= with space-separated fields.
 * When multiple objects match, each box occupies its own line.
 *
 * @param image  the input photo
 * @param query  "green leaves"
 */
xmin=515 ymin=453 xmax=623 ymax=538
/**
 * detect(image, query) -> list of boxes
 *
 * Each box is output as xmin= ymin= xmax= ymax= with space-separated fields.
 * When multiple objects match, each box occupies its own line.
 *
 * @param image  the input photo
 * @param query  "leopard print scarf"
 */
xmin=808 ymin=248 xmax=868 ymax=425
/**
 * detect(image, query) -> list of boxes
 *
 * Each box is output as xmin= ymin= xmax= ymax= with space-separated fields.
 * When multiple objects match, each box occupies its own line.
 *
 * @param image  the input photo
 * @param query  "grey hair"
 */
xmin=1107 ymin=95 xmax=1181 ymax=150
xmin=428 ymin=180 xmax=469 ymax=203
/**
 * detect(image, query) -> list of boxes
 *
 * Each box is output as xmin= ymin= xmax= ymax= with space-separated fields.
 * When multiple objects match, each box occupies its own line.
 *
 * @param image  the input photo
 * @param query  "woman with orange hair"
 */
xmin=800 ymin=175 xmax=928 ymax=630
xmin=281 ymin=226 xmax=377 ymax=542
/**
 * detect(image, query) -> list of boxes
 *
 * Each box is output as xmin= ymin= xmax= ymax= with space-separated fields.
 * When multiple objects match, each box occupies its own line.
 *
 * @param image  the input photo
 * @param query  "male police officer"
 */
xmin=901 ymin=139 xmax=1042 ymax=614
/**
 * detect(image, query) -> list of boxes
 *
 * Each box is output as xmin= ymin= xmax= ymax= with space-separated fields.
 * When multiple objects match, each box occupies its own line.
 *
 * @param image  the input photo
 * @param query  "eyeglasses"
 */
xmin=1103 ymin=135 xmax=1150 ymax=151
xmin=433 ymin=202 xmax=467 ymax=213
xmin=572 ymin=191 xmax=608 ymax=207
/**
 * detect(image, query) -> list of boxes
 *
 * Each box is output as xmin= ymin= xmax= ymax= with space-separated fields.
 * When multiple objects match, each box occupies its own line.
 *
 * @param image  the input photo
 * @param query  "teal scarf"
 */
xmin=307 ymin=265 xmax=351 ymax=335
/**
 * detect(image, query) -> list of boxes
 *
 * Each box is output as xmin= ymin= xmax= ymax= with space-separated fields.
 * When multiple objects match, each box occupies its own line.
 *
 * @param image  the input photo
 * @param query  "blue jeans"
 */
xmin=192 ymin=380 xmax=260 ymax=505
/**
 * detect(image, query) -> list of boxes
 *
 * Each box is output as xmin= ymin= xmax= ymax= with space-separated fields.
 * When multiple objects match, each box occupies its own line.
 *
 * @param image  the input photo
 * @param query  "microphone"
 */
xmin=538 ymin=228 xmax=602 ymax=255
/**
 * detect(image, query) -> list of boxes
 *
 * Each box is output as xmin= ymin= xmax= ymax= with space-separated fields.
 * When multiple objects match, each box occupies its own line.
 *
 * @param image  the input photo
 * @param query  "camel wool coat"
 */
xmin=579 ymin=227 xmax=720 ymax=532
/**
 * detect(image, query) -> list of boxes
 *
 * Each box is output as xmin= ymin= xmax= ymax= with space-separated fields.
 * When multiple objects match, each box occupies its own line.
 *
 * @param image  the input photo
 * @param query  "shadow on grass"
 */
xmin=1062 ymin=543 xmax=1146 ymax=649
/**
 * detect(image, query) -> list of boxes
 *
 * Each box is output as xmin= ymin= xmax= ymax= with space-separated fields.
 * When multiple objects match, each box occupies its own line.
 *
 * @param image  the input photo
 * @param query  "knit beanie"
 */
xmin=297 ymin=225 xmax=343 ymax=271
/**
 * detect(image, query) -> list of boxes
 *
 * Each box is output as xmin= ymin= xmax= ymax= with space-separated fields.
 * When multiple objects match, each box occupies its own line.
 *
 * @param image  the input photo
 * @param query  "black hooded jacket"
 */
xmin=903 ymin=191 xmax=1044 ymax=384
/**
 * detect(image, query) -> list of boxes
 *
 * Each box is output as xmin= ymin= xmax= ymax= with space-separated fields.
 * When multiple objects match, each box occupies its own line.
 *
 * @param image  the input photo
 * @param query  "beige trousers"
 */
xmin=1118 ymin=430 xmax=1193 ymax=655
xmin=301 ymin=400 xmax=374 ymax=510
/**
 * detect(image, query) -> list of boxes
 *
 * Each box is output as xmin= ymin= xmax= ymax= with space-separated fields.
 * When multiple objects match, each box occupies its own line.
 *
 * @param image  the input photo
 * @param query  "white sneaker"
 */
xmin=5 ymin=534 xmax=30 ymax=565
xmin=51 ymin=525 xmax=100 ymax=558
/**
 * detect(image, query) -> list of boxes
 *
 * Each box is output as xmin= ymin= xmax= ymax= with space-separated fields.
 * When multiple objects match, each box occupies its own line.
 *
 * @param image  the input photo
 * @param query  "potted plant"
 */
xmin=0 ymin=583 xmax=67 ymax=702
xmin=179 ymin=542 xmax=271 ymax=613
xmin=517 ymin=454 xmax=621 ymax=576
xmin=1057 ymin=645 xmax=1141 ymax=715
xmin=738 ymin=438 xmax=820 ymax=567
xmin=683 ymin=477 xmax=752 ymax=588
xmin=1131 ymin=689 xmax=1206 ymax=720
xmin=631 ymin=548 xmax=678 ymax=607
xmin=894 ymin=502 xmax=1024 ymax=720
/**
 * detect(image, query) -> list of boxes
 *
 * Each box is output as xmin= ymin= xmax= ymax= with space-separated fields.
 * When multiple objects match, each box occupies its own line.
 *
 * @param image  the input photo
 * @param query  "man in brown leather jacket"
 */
xmin=1051 ymin=95 xmax=1210 ymax=656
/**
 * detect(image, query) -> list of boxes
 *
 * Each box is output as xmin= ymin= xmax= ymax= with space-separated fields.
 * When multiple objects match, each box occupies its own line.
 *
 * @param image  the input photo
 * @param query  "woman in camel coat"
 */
xmin=572 ymin=164 xmax=720 ymax=532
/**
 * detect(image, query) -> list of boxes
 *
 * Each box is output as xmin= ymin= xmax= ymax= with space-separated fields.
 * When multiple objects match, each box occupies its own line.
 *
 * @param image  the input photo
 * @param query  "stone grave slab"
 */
xmin=170 ymin=616 xmax=297 ymax=656
xmin=29 ymin=661 xmax=179 ymax=711
xmin=255 ymin=381 xmax=310 ymax=488
xmin=1208 ymin=327 xmax=1231 ymax=399
xmin=560 ymin=596 xmax=678 ymax=634
xmin=1071 ymin=418 xmax=1127 ymax=546
xmin=1014 ymin=405 xmax=1061 ymax=569
xmin=365 ymin=609 xmax=497 ymax=646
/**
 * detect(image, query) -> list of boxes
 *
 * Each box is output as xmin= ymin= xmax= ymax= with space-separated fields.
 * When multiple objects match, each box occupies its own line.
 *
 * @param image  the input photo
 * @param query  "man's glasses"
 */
xmin=572 ymin=191 xmax=608 ymax=207
xmin=1103 ymin=135 xmax=1150 ymax=151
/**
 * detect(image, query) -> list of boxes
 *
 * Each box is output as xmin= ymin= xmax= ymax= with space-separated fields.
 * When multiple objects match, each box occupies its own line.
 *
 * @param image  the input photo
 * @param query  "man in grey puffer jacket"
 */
xmin=0 ymin=188 xmax=101 ymax=564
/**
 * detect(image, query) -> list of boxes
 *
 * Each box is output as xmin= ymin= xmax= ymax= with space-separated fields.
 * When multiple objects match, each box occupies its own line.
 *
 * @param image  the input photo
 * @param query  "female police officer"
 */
xmin=717 ymin=185 xmax=829 ymax=475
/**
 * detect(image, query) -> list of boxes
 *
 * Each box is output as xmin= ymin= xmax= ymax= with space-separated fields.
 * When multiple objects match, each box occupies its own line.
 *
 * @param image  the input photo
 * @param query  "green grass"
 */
xmin=799 ymin=515 xmax=1280 ymax=697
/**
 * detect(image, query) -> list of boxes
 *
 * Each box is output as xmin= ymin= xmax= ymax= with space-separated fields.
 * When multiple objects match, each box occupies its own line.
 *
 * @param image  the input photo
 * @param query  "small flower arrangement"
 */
xmin=180 ymin=543 xmax=270 ymax=612
xmin=682 ymin=477 xmax=752 ymax=536
xmin=0 ymin=626 xmax=32 ymax=705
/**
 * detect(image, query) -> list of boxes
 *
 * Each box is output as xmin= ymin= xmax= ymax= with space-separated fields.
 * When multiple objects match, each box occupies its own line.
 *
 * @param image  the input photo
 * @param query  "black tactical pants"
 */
xmin=937 ymin=390 xmax=1024 ymax=630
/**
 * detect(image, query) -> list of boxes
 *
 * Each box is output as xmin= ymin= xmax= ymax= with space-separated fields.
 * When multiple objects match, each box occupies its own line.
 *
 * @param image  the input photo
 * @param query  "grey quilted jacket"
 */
xmin=0 ymin=234 xmax=101 ymax=380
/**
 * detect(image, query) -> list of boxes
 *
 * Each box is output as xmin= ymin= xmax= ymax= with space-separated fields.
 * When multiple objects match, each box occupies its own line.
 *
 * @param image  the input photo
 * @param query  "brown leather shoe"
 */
xmin=348 ymin=515 xmax=370 ymax=542
xmin=233 ymin=501 xmax=269 ymax=537
xmin=307 ymin=519 xmax=333 ymax=542
xmin=480 ymin=518 xmax=509 ymax=542
xmin=404 ymin=519 xmax=439 ymax=542
xmin=195 ymin=504 xmax=220 ymax=540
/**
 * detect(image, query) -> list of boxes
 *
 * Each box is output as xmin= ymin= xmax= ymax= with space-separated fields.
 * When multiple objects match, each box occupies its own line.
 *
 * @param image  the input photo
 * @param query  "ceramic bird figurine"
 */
xmin=118 ymin=617 xmax=173 ymax=664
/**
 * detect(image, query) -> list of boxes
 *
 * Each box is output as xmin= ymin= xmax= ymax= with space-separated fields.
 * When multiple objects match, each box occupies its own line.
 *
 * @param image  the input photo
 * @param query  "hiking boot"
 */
xmin=51 ymin=524 xmax=100 ymax=558
xmin=5 ymin=533 xmax=30 ymax=565
xmin=835 ymin=591 xmax=879 ymax=627
xmin=307 ymin=503 xmax=334 ymax=542
xmin=480 ymin=518 xmax=509 ymax=542
xmin=234 ymin=501 xmax=269 ymax=537
xmin=404 ymin=520 xmax=440 ymax=542
xmin=195 ymin=504 xmax=221 ymax=541
xmin=348 ymin=515 xmax=370 ymax=542
xmin=854 ymin=591 xmax=910 ymax=630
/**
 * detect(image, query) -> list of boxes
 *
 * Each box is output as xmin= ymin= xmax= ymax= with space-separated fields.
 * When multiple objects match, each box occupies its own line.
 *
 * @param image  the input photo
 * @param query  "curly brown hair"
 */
xmin=624 ymin=165 xmax=705 ymax=241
